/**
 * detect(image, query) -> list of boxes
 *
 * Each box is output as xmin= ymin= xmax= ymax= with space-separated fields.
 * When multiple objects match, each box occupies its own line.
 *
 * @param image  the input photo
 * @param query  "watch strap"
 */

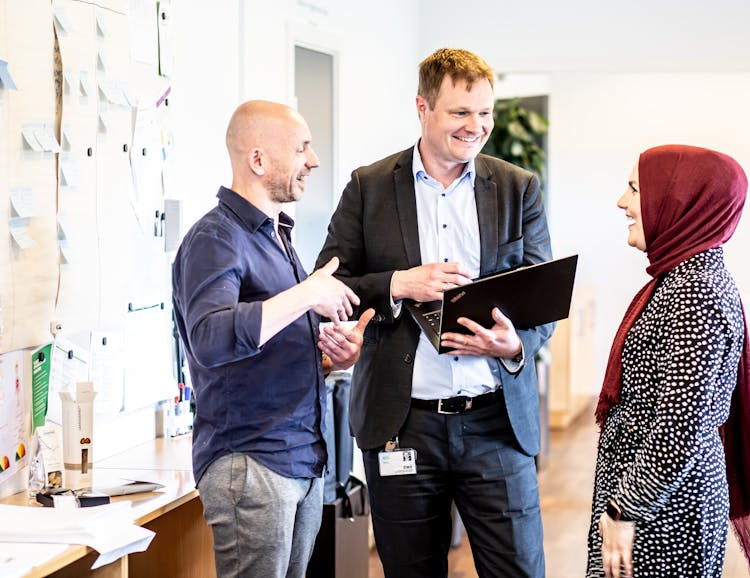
xmin=606 ymin=499 xmax=633 ymax=522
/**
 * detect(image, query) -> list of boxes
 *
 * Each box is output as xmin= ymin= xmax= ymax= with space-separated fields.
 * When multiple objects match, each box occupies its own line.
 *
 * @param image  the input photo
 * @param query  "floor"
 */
xmin=368 ymin=407 xmax=749 ymax=577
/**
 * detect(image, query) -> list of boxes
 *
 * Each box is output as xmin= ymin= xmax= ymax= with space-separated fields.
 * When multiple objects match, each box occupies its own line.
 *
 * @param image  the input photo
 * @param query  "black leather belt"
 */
xmin=410 ymin=389 xmax=501 ymax=415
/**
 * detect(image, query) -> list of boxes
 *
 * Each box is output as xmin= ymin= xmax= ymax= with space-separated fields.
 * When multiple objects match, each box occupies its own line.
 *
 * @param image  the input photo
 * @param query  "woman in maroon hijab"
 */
xmin=587 ymin=145 xmax=750 ymax=577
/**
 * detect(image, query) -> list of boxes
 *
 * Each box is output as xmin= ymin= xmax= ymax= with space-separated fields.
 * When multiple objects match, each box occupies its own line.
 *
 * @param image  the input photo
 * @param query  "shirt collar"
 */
xmin=412 ymin=140 xmax=476 ymax=187
xmin=217 ymin=186 xmax=295 ymax=232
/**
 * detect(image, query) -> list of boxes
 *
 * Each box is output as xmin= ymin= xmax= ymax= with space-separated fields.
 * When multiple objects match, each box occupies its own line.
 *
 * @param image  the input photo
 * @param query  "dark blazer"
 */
xmin=316 ymin=146 xmax=554 ymax=455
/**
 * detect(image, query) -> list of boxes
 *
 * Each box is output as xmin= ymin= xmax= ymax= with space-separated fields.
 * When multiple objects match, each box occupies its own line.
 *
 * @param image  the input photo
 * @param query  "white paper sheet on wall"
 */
xmin=129 ymin=105 xmax=164 ymax=236
xmin=33 ymin=126 xmax=61 ymax=153
xmin=98 ymin=101 xmax=110 ymax=132
xmin=98 ymin=79 xmax=128 ymax=107
xmin=58 ymin=242 xmax=75 ymax=265
xmin=156 ymin=0 xmax=174 ymax=77
xmin=40 ymin=331 xmax=127 ymax=422
xmin=89 ymin=331 xmax=125 ymax=414
xmin=8 ymin=221 xmax=36 ymax=250
xmin=95 ymin=8 xmax=109 ymax=38
xmin=47 ymin=335 xmax=89 ymax=425
xmin=0 ymin=350 xmax=28 ymax=487
xmin=0 ymin=60 xmax=18 ymax=90
xmin=9 ymin=188 xmax=38 ymax=218
xmin=122 ymin=301 xmax=176 ymax=411
xmin=56 ymin=214 xmax=70 ymax=240
xmin=96 ymin=44 xmax=108 ymax=73
xmin=54 ymin=167 xmax=101 ymax=330
xmin=21 ymin=126 xmax=44 ymax=152
xmin=128 ymin=0 xmax=158 ymax=67
xmin=59 ymin=155 xmax=80 ymax=188
xmin=52 ymin=3 xmax=73 ymax=36
xmin=60 ymin=124 xmax=74 ymax=150
xmin=79 ymin=69 xmax=92 ymax=96
xmin=62 ymin=67 xmax=77 ymax=96
xmin=47 ymin=335 xmax=89 ymax=426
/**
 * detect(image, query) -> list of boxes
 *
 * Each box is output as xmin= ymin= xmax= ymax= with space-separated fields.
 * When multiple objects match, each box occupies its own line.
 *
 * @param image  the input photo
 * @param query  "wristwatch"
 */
xmin=606 ymin=499 xmax=632 ymax=522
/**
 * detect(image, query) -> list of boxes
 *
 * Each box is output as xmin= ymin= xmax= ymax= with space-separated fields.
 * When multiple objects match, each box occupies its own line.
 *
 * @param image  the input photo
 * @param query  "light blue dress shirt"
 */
xmin=408 ymin=145 xmax=501 ymax=400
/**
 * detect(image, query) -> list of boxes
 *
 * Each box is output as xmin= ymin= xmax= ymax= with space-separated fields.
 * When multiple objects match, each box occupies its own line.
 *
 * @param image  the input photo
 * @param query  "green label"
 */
xmin=31 ymin=343 xmax=52 ymax=431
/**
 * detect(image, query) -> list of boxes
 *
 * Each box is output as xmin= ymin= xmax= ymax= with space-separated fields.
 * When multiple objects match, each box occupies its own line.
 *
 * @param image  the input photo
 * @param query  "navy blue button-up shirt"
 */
xmin=172 ymin=186 xmax=327 ymax=484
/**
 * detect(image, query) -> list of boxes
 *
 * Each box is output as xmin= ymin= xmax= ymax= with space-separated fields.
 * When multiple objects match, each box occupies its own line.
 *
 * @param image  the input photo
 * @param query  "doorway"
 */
xmin=293 ymin=45 xmax=335 ymax=272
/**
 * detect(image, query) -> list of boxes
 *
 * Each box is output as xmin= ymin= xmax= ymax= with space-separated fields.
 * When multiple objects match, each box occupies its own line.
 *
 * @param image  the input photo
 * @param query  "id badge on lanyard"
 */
xmin=378 ymin=436 xmax=417 ymax=476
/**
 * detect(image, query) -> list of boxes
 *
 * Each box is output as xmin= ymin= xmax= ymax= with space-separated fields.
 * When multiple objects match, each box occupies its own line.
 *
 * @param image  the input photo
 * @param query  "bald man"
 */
xmin=172 ymin=100 xmax=374 ymax=578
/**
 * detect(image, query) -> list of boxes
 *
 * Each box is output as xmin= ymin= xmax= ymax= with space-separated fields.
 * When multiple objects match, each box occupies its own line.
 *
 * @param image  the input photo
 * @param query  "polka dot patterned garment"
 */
xmin=587 ymin=249 xmax=745 ymax=577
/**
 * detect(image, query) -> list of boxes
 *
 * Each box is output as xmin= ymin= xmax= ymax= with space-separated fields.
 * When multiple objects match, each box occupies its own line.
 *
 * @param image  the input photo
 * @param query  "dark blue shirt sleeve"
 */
xmin=176 ymin=230 xmax=263 ymax=368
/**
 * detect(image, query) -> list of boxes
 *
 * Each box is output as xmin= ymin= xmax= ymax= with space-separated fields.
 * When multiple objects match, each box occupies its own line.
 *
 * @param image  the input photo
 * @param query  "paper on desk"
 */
xmin=0 ymin=501 xmax=155 ymax=569
xmin=89 ymin=523 xmax=154 ymax=569
xmin=0 ymin=542 xmax=68 ymax=578
xmin=96 ymin=480 xmax=165 ymax=496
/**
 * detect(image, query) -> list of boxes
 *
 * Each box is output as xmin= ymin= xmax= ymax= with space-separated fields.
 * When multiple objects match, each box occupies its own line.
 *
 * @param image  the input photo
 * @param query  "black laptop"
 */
xmin=404 ymin=254 xmax=578 ymax=353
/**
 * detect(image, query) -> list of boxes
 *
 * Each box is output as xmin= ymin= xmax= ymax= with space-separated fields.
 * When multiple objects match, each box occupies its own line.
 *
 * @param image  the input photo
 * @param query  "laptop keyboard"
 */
xmin=423 ymin=311 xmax=441 ymax=333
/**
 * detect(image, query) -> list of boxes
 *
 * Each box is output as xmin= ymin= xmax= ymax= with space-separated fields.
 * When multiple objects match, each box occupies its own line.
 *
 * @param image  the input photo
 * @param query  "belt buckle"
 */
xmin=437 ymin=399 xmax=459 ymax=414
xmin=437 ymin=397 xmax=472 ymax=414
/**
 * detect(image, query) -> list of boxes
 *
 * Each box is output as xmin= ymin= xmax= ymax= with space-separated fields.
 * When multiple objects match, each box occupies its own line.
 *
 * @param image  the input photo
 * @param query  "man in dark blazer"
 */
xmin=316 ymin=48 xmax=553 ymax=578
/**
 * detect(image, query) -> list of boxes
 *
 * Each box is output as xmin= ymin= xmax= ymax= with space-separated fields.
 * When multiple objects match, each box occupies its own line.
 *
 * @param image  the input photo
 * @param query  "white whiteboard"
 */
xmin=0 ymin=0 xmax=178 ymax=413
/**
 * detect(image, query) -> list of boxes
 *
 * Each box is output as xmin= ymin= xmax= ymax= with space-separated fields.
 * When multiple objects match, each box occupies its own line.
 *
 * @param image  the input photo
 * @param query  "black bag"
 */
xmin=307 ymin=475 xmax=370 ymax=578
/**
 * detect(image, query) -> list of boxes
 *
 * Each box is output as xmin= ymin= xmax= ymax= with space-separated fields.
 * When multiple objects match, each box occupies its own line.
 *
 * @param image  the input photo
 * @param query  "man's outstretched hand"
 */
xmin=319 ymin=308 xmax=376 ymax=372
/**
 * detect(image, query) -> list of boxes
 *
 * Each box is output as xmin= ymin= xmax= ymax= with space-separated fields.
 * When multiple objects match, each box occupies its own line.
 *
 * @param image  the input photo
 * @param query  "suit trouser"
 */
xmin=363 ymin=392 xmax=545 ymax=578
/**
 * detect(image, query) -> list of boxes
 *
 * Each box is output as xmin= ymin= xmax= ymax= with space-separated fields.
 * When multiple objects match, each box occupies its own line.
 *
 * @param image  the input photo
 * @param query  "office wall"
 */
xmin=167 ymin=1 xmax=240 ymax=235
xmin=172 ymin=1 xmax=422 ymax=237
xmin=547 ymin=72 xmax=750 ymax=381
xmin=420 ymin=0 xmax=750 ymax=383
xmin=239 ymin=0 xmax=422 ymax=214
xmin=418 ymin=0 xmax=750 ymax=74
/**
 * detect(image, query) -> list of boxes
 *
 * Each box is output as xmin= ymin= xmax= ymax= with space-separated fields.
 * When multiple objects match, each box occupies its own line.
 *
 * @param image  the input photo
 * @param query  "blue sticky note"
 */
xmin=0 ymin=60 xmax=17 ymax=90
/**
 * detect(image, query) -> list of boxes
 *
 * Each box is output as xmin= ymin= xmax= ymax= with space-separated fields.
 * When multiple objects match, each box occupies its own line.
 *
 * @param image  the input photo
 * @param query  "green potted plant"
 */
xmin=481 ymin=97 xmax=549 ymax=189
xmin=483 ymin=97 xmax=552 ymax=455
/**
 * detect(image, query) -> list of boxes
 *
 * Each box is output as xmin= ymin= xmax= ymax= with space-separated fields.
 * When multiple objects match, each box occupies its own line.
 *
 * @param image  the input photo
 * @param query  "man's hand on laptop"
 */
xmin=440 ymin=307 xmax=522 ymax=358
xmin=391 ymin=262 xmax=473 ymax=303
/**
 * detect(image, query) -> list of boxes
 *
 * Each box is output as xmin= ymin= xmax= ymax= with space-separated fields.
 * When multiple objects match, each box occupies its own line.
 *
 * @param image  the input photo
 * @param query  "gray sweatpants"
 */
xmin=197 ymin=453 xmax=324 ymax=578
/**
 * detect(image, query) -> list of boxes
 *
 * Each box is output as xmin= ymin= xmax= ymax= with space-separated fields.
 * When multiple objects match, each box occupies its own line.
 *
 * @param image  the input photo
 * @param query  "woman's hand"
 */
xmin=599 ymin=512 xmax=635 ymax=578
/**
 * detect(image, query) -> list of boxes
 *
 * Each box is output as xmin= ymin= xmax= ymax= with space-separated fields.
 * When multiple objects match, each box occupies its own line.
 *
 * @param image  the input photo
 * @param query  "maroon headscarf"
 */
xmin=594 ymin=144 xmax=750 ymax=566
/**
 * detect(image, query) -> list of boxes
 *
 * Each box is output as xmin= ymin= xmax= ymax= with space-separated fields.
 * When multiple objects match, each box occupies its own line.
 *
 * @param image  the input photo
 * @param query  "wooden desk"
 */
xmin=1 ymin=436 xmax=215 ymax=578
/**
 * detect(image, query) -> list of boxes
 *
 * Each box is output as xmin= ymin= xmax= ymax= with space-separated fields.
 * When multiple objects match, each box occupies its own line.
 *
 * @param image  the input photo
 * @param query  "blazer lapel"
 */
xmin=474 ymin=157 xmax=499 ymax=277
xmin=394 ymin=148 xmax=422 ymax=268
